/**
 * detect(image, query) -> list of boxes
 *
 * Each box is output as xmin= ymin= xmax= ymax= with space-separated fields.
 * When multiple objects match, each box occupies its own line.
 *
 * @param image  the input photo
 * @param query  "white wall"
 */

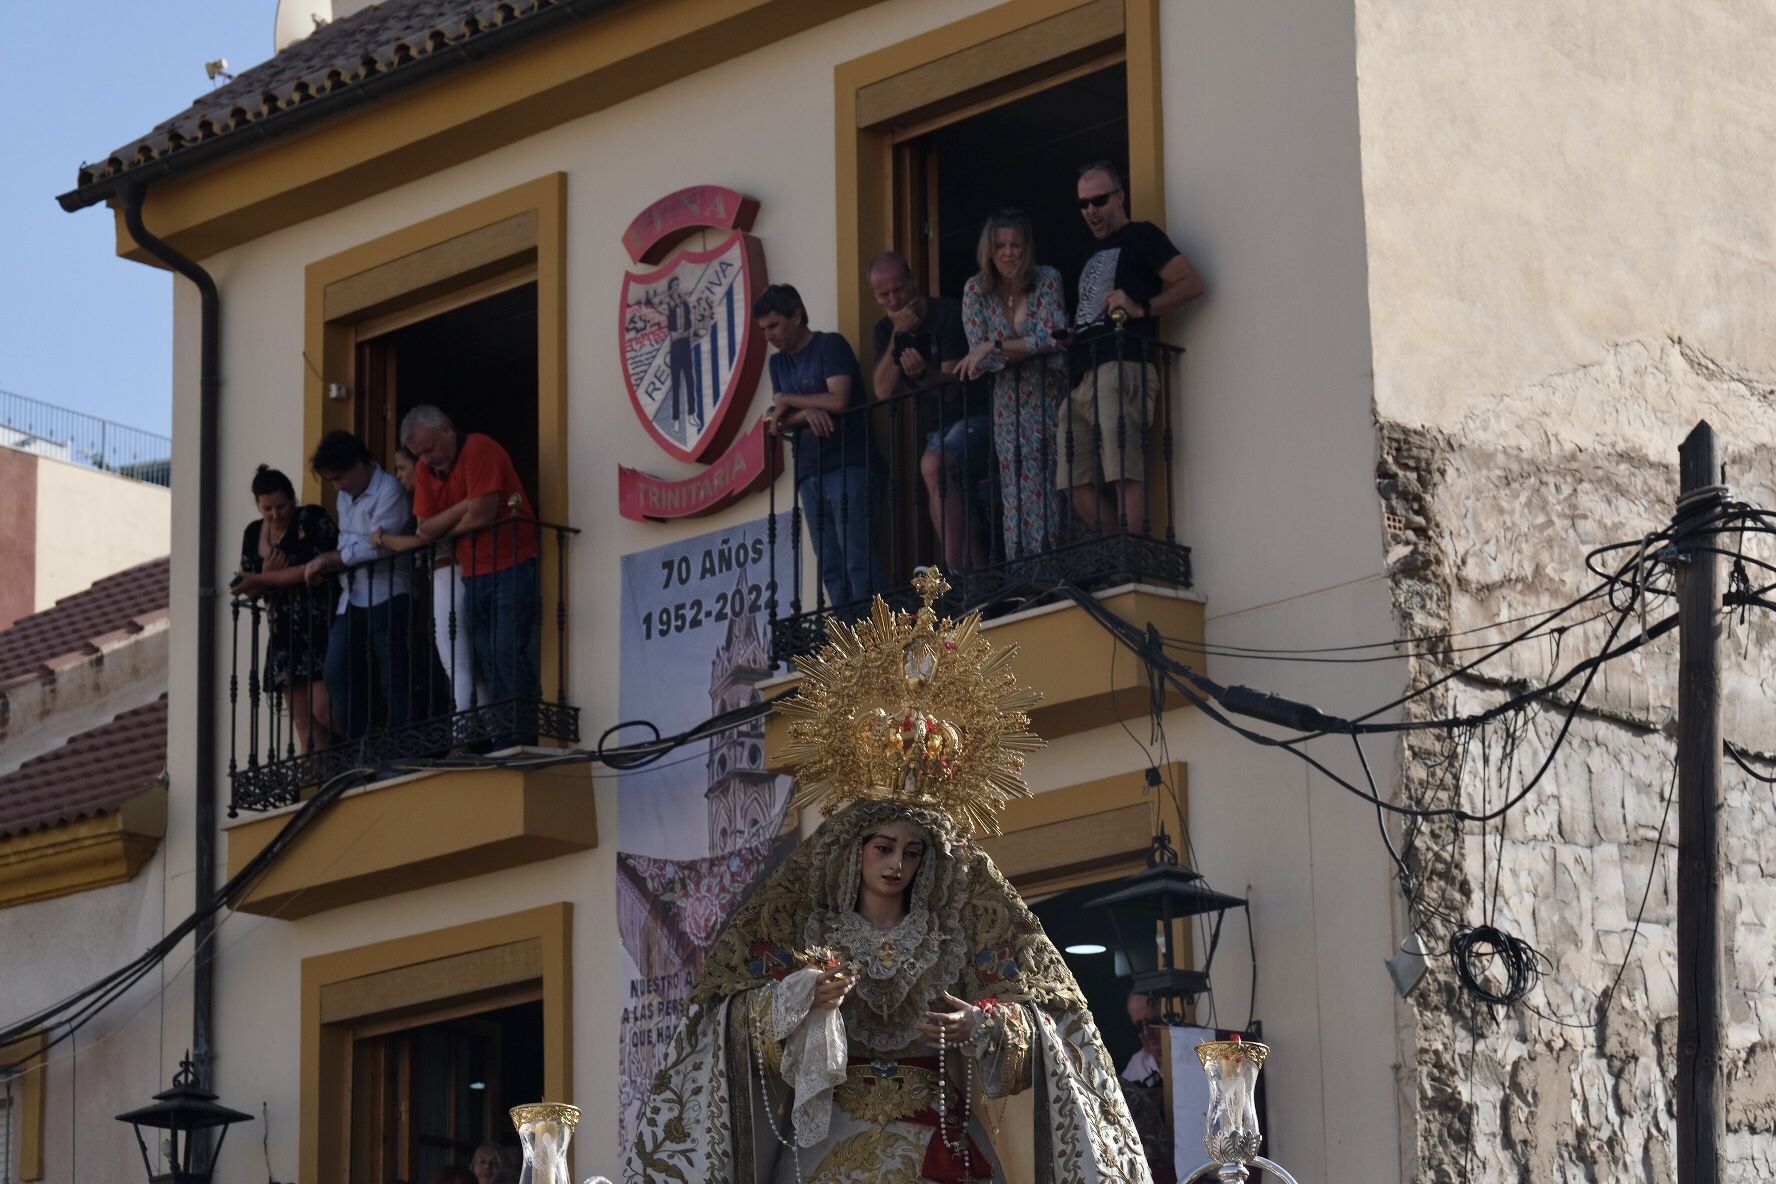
xmin=0 ymin=851 xmax=169 ymax=1184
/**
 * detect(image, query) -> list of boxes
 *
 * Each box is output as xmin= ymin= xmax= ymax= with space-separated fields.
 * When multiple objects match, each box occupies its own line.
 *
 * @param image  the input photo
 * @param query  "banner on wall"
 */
xmin=615 ymin=518 xmax=793 ymax=1152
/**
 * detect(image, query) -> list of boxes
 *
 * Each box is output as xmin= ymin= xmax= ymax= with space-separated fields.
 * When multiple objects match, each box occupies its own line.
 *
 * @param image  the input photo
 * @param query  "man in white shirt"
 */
xmin=304 ymin=430 xmax=417 ymax=739
xmin=1121 ymin=988 xmax=1164 ymax=1086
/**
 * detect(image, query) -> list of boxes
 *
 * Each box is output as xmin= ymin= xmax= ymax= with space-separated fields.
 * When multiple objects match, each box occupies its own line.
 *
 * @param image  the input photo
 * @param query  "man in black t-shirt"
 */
xmin=1061 ymin=161 xmax=1205 ymax=536
xmin=868 ymin=251 xmax=992 ymax=571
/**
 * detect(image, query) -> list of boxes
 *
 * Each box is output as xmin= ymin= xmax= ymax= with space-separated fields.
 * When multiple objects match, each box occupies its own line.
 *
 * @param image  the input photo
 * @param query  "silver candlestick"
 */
xmin=1181 ymin=1038 xmax=1301 ymax=1184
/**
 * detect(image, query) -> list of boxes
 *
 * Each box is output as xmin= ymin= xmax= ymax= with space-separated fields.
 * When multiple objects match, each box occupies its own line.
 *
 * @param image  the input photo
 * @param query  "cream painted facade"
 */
xmin=57 ymin=0 xmax=1773 ymax=1182
xmin=146 ymin=0 xmax=1403 ymax=1177
xmin=0 ymin=445 xmax=169 ymax=627
xmin=31 ymin=459 xmax=169 ymax=615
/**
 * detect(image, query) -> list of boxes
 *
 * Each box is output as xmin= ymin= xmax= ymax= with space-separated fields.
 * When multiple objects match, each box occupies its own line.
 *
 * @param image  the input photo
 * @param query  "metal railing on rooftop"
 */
xmin=767 ymin=324 xmax=1192 ymax=663
xmin=0 ymin=388 xmax=172 ymax=487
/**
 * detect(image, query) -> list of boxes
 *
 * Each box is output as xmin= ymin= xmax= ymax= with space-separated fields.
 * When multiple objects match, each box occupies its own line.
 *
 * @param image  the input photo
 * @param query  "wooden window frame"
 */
xmin=833 ymin=0 xmax=1167 ymax=354
xmin=0 ymin=1031 xmax=44 ymax=1181
xmin=301 ymin=172 xmax=568 ymax=707
xmin=300 ymin=903 xmax=573 ymax=1184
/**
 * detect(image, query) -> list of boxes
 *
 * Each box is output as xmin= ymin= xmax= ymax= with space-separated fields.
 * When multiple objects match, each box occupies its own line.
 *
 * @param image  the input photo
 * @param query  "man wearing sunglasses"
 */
xmin=1062 ymin=161 xmax=1204 ymax=537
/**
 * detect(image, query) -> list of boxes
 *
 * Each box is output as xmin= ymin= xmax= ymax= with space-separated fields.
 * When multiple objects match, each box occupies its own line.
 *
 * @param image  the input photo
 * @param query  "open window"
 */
xmin=351 ymin=996 xmax=544 ymax=1184
xmin=895 ymin=59 xmax=1129 ymax=299
xmin=352 ymin=274 xmax=542 ymax=503
xmin=878 ymin=60 xmax=1131 ymax=574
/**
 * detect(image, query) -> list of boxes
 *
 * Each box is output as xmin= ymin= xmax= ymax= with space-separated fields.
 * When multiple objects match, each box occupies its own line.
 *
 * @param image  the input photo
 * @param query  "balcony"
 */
xmin=765 ymin=327 xmax=1193 ymax=664
xmin=227 ymin=516 xmax=579 ymax=813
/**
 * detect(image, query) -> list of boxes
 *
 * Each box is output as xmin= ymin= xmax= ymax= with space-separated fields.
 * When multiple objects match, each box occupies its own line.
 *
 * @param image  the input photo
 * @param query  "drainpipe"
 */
xmin=119 ymin=184 xmax=221 ymax=1099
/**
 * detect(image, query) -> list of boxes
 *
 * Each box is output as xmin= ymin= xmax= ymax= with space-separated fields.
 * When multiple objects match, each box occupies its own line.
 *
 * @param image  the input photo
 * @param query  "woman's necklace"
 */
xmin=1003 ymin=289 xmax=1026 ymax=328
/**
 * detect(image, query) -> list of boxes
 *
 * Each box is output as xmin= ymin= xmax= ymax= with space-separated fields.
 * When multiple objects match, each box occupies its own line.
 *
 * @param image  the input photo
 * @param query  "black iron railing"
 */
xmin=227 ymin=515 xmax=578 ymax=813
xmin=767 ymin=325 xmax=1191 ymax=662
xmin=0 ymin=388 xmax=172 ymax=487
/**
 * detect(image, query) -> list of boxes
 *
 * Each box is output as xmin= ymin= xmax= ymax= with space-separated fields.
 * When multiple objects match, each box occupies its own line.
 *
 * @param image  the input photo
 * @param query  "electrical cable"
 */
xmin=1065 ymin=581 xmax=1640 ymax=822
xmin=1446 ymin=925 xmax=1545 ymax=1007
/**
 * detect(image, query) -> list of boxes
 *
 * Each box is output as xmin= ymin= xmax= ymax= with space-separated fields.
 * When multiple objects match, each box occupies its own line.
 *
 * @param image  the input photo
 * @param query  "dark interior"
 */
xmin=1031 ymin=882 xmax=1142 ymax=1069
xmin=387 ymin=281 xmax=540 ymax=503
xmin=929 ymin=63 xmax=1130 ymax=302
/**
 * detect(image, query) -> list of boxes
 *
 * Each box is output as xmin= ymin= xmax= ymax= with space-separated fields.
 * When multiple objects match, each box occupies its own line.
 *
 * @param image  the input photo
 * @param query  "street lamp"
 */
xmin=115 ymin=1054 xmax=252 ymax=1184
xmin=1086 ymin=826 xmax=1247 ymax=1021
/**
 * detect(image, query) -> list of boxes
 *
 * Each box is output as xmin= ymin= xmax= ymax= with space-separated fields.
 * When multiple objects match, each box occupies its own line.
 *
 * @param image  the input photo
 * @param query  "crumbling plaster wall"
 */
xmin=1354 ymin=3 xmax=1776 ymax=1180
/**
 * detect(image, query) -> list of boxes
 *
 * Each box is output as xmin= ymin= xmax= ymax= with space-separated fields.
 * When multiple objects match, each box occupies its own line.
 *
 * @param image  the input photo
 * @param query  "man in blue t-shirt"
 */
xmin=755 ymin=284 xmax=882 ymax=613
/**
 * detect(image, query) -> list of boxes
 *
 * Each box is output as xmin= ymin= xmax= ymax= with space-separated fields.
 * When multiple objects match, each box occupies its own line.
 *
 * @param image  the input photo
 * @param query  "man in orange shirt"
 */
xmin=400 ymin=404 xmax=540 ymax=747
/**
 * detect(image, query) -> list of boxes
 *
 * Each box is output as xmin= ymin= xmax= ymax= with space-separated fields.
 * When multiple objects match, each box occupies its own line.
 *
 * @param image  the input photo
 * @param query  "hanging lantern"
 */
xmin=115 ymin=1054 xmax=252 ymax=1184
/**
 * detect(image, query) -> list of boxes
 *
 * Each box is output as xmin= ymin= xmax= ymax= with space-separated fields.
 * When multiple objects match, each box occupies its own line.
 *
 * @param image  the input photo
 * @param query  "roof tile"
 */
xmin=0 ymin=695 xmax=168 ymax=839
xmin=75 ymin=0 xmax=585 ymax=190
xmin=0 ymin=557 xmax=170 ymax=686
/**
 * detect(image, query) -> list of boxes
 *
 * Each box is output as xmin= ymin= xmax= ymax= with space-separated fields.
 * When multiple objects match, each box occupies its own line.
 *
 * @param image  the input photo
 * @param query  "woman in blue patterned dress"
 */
xmin=959 ymin=211 xmax=1071 ymax=560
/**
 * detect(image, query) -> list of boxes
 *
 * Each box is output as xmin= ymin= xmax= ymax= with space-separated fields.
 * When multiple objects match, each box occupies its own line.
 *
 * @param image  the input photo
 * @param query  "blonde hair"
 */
xmin=974 ymin=211 xmax=1036 ymax=302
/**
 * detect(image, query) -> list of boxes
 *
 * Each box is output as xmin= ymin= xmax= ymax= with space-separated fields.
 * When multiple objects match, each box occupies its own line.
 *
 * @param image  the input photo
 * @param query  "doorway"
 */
xmin=882 ymin=61 xmax=1130 ymax=572
xmin=895 ymin=61 xmax=1129 ymax=302
xmin=350 ymin=997 xmax=545 ymax=1184
xmin=355 ymin=279 xmax=542 ymax=503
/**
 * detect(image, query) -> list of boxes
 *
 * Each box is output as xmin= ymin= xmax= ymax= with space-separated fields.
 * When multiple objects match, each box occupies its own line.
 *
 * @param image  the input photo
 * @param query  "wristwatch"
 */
xmin=993 ymin=337 xmax=1004 ymax=354
xmin=1138 ymin=298 xmax=1151 ymax=318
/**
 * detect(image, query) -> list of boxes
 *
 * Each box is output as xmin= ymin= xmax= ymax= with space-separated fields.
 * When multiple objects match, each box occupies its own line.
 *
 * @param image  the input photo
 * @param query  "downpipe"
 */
xmin=119 ymin=185 xmax=222 ymax=1109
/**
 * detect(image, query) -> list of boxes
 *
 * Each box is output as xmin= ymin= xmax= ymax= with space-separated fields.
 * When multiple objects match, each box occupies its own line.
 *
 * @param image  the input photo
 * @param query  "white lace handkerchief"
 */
xmin=771 ymin=968 xmax=850 ymax=1147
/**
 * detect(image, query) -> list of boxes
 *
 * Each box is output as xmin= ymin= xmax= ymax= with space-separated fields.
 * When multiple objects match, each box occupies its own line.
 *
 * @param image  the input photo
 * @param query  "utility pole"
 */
xmin=1675 ymin=420 xmax=1725 ymax=1184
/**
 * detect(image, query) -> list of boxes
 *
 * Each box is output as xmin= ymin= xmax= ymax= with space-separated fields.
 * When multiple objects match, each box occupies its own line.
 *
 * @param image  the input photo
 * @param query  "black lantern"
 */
xmin=1087 ymin=826 xmax=1247 ymax=1021
xmin=115 ymin=1054 xmax=252 ymax=1184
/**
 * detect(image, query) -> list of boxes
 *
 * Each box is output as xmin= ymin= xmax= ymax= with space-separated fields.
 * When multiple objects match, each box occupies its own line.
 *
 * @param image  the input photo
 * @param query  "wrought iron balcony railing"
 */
xmin=227 ymin=515 xmax=579 ymax=813
xmin=766 ymin=325 xmax=1191 ymax=663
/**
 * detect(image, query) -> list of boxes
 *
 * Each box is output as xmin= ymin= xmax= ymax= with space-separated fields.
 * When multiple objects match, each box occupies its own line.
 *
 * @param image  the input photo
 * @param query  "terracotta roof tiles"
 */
xmin=0 ymin=557 xmax=170 ymax=687
xmin=0 ymin=695 xmax=168 ymax=839
xmin=73 ymin=0 xmax=599 ymax=192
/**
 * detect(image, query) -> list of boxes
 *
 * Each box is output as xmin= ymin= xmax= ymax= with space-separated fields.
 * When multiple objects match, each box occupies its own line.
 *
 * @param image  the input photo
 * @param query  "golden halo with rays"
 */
xmin=775 ymin=569 xmax=1044 ymax=837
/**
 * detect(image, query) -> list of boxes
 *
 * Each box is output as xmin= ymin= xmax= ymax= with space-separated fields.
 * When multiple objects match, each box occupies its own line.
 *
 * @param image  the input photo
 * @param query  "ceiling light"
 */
xmin=468 ymin=1081 xmax=487 ymax=1091
xmin=1064 ymin=943 xmax=1108 ymax=956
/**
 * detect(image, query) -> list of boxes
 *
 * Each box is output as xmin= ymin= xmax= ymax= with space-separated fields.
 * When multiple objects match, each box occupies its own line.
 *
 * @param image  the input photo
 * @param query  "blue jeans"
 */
xmin=463 ymin=558 xmax=541 ymax=747
xmin=925 ymin=414 xmax=993 ymax=473
xmin=799 ymin=466 xmax=882 ymax=614
xmin=323 ymin=594 xmax=416 ymax=741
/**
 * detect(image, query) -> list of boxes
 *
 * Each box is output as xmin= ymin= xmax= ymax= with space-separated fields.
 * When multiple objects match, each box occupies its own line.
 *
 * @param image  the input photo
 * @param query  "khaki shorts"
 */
xmin=1056 ymin=360 xmax=1158 ymax=487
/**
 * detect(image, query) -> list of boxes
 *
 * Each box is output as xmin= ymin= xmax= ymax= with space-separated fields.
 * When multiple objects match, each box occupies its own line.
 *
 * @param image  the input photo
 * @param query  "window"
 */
xmin=355 ymin=278 xmax=542 ymax=501
xmin=0 ymin=1032 xmax=43 ymax=1183
xmin=301 ymin=904 xmax=572 ymax=1183
xmin=897 ymin=61 xmax=1129 ymax=299
xmin=350 ymin=998 xmax=544 ymax=1184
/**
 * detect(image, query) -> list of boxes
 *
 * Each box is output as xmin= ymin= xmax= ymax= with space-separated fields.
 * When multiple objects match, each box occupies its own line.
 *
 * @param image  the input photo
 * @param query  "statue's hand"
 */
xmin=917 ymin=992 xmax=981 ymax=1044
xmin=811 ymin=967 xmax=854 ymax=1010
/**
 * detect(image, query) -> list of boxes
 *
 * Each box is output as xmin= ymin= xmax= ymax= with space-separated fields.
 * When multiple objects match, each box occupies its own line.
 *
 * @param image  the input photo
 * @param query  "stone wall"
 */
xmin=1374 ymin=348 xmax=1776 ymax=1182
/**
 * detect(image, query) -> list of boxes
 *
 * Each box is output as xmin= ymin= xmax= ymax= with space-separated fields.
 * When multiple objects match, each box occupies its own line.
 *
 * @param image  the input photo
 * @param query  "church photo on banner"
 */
xmin=615 ymin=518 xmax=794 ymax=1148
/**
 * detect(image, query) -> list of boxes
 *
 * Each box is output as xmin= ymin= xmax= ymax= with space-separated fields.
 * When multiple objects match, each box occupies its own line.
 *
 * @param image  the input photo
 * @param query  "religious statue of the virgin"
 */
xmin=628 ymin=571 xmax=1153 ymax=1183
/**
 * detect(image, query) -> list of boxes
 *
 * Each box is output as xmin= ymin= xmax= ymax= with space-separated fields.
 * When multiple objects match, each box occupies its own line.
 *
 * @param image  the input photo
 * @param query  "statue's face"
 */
xmin=859 ymin=822 xmax=926 ymax=904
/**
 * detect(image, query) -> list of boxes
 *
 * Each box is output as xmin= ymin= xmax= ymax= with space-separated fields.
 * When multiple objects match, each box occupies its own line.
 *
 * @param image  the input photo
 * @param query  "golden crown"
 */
xmin=775 ymin=569 xmax=1044 ymax=837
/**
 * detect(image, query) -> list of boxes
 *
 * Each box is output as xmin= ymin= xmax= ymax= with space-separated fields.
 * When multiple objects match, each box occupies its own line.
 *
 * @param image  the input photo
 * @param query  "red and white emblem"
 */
xmin=620 ymin=232 xmax=765 ymax=464
xmin=616 ymin=186 xmax=778 ymax=520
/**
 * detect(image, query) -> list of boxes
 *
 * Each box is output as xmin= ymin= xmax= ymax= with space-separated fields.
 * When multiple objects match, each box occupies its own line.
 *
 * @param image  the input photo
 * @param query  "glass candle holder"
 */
xmin=1195 ymin=1038 xmax=1267 ymax=1166
xmin=511 ymin=1102 xmax=580 ymax=1184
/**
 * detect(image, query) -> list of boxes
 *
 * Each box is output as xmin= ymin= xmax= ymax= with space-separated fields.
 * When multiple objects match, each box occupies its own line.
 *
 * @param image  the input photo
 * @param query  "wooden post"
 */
xmin=1675 ymin=421 xmax=1725 ymax=1184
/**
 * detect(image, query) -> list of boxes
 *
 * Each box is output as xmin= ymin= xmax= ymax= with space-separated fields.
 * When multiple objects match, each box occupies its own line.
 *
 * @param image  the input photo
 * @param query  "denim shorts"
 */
xmin=926 ymin=414 xmax=993 ymax=472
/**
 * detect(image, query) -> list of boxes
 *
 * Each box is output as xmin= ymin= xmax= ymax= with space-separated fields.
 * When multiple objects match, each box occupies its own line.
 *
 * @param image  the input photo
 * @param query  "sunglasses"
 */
xmin=1078 ymin=189 xmax=1122 ymax=211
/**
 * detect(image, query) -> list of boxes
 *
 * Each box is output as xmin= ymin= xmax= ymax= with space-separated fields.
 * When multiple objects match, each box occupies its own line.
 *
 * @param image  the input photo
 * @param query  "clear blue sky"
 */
xmin=0 ymin=2 xmax=279 ymax=437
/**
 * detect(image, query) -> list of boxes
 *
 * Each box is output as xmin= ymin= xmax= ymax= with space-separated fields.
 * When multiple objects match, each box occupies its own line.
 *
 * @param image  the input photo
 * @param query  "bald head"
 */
xmin=869 ymin=251 xmax=923 ymax=318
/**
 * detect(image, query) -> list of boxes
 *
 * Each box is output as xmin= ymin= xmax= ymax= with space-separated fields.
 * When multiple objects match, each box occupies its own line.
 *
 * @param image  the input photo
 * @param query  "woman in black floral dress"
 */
xmin=231 ymin=465 xmax=338 ymax=751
